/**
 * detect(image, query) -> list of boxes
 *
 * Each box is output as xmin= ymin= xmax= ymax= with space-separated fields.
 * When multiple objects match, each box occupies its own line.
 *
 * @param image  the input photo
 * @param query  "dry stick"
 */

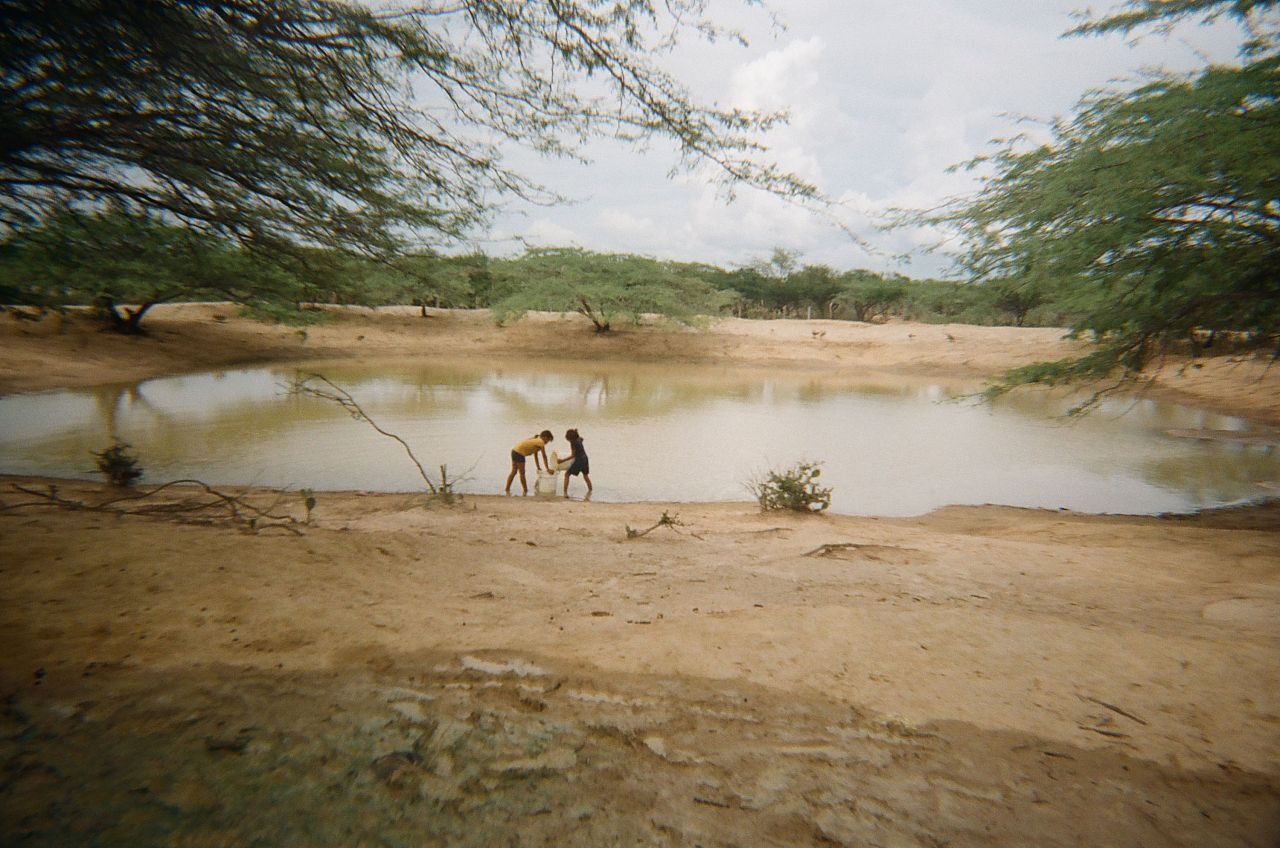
xmin=804 ymin=542 xmax=869 ymax=557
xmin=288 ymin=373 xmax=438 ymax=494
xmin=34 ymin=478 xmax=294 ymax=524
xmin=625 ymin=510 xmax=703 ymax=540
xmin=7 ymin=481 xmax=303 ymax=535
xmin=1078 ymin=726 xmax=1130 ymax=739
xmin=1079 ymin=694 xmax=1149 ymax=726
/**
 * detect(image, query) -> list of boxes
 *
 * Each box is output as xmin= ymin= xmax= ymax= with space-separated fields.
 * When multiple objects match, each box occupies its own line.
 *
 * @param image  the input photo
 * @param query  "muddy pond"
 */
xmin=1 ymin=358 xmax=1276 ymax=516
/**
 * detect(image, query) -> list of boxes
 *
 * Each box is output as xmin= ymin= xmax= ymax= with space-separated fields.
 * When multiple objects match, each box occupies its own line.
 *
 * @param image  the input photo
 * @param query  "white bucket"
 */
xmin=534 ymin=470 xmax=559 ymax=495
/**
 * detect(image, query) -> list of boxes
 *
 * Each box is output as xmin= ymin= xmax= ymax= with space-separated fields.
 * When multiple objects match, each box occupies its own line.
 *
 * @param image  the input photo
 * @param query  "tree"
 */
xmin=788 ymin=264 xmax=844 ymax=318
xmin=1 ymin=0 xmax=816 ymax=266
xmin=488 ymin=248 xmax=731 ymax=332
xmin=392 ymin=252 xmax=489 ymax=314
xmin=932 ymin=0 xmax=1279 ymax=395
xmin=836 ymin=271 xmax=907 ymax=323
xmin=0 ymin=206 xmax=299 ymax=332
xmin=985 ymin=279 xmax=1047 ymax=328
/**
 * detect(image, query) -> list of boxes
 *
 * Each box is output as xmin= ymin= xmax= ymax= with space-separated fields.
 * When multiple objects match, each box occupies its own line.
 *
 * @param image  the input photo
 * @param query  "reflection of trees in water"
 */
xmin=993 ymin=388 xmax=1245 ymax=432
xmin=82 ymin=366 xmax=964 ymax=439
xmin=89 ymin=382 xmax=177 ymax=443
xmin=795 ymin=380 xmax=941 ymax=404
xmin=314 ymin=362 xmax=949 ymax=419
xmin=1141 ymin=444 xmax=1280 ymax=503
xmin=46 ymin=371 xmax=473 ymax=469
xmin=480 ymin=370 xmax=768 ymax=420
xmin=472 ymin=370 xmax=948 ymax=419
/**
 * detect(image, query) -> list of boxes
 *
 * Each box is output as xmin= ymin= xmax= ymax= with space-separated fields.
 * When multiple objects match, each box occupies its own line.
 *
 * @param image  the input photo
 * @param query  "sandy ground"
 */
xmin=1 ymin=304 xmax=1278 ymax=846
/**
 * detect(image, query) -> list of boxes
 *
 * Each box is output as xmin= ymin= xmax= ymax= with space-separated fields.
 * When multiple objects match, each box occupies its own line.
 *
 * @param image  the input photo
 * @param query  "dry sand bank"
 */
xmin=1 ymin=305 xmax=1278 ymax=846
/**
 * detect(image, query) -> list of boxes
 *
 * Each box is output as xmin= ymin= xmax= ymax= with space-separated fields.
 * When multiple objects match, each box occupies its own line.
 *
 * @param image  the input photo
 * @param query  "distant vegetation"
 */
xmin=0 ymin=0 xmax=1273 ymax=394
xmin=0 ymin=216 xmax=1081 ymax=333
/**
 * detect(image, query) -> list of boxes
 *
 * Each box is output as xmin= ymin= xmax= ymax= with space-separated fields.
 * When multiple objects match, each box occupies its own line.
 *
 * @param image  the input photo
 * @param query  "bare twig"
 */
xmin=804 ymin=542 xmax=865 ymax=557
xmin=1079 ymin=694 xmax=1148 ymax=726
xmin=1078 ymin=725 xmax=1130 ymax=739
xmin=625 ymin=510 xmax=702 ymax=540
xmin=286 ymin=373 xmax=439 ymax=494
xmin=5 ymin=480 xmax=303 ymax=535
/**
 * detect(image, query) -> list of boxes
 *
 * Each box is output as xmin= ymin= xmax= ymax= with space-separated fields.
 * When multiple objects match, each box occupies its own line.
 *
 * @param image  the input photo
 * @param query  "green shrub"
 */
xmin=93 ymin=442 xmax=143 ymax=487
xmin=239 ymin=300 xmax=331 ymax=326
xmin=749 ymin=461 xmax=831 ymax=513
xmin=300 ymin=488 xmax=317 ymax=524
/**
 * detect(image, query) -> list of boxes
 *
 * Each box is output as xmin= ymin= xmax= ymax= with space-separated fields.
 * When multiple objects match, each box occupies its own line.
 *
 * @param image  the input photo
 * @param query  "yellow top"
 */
xmin=513 ymin=437 xmax=546 ymax=456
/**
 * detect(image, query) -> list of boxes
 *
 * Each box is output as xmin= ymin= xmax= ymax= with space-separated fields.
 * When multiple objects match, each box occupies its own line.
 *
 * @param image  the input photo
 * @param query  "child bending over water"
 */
xmin=505 ymin=430 xmax=553 ymax=495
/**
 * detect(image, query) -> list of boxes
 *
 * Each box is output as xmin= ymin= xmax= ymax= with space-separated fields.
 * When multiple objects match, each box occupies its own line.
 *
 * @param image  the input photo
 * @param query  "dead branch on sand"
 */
xmin=3 ymin=479 xmax=304 ymax=535
xmin=625 ymin=511 xmax=703 ymax=540
xmin=285 ymin=373 xmax=469 ymax=503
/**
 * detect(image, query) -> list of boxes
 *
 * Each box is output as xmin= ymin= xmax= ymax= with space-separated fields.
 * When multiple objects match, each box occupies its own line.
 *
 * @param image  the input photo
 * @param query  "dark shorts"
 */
xmin=568 ymin=456 xmax=589 ymax=476
xmin=511 ymin=450 xmax=526 ymax=464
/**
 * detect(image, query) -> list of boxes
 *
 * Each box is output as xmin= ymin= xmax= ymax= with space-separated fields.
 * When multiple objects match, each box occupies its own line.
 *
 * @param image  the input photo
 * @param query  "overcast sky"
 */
xmin=473 ymin=1 xmax=1248 ymax=277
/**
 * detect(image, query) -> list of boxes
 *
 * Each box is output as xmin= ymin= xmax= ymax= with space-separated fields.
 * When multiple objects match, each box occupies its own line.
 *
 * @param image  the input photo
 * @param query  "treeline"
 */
xmin=0 ymin=209 xmax=1078 ymax=333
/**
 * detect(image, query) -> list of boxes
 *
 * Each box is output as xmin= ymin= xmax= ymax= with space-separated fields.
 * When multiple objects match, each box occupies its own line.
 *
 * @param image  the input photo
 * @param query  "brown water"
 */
xmin=1 ymin=357 xmax=1275 ymax=515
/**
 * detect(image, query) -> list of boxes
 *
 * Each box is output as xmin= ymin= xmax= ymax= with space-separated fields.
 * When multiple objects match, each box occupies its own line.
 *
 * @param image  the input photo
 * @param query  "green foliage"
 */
xmin=930 ymin=0 xmax=1280 ymax=388
xmin=391 ymin=253 xmax=491 ymax=311
xmin=836 ymin=271 xmax=908 ymax=322
xmin=730 ymin=249 xmax=841 ymax=317
xmin=1 ymin=0 xmax=817 ymax=269
xmin=1067 ymin=0 xmax=1276 ymax=38
xmin=984 ymin=280 xmax=1048 ymax=328
xmin=92 ymin=442 xmax=143 ymax=487
xmin=300 ymin=488 xmax=316 ymax=524
xmin=239 ymin=301 xmax=330 ymax=327
xmin=488 ymin=249 xmax=732 ymax=332
xmin=749 ymin=461 xmax=832 ymax=513
xmin=0 ymin=207 xmax=309 ymax=332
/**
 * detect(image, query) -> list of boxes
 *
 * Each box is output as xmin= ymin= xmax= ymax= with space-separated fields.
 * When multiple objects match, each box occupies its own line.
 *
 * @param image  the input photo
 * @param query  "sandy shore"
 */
xmin=1 ymin=305 xmax=1277 ymax=846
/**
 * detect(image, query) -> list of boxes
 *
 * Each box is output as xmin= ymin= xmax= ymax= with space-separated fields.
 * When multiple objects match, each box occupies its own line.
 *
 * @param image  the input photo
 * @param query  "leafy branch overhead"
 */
xmin=0 ymin=0 xmax=819 ymax=261
xmin=926 ymin=0 xmax=1279 ymax=396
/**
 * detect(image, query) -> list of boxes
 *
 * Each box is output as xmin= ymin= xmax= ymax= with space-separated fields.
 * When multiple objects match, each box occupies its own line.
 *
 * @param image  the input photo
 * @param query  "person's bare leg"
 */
xmin=583 ymin=473 xmax=592 ymax=496
xmin=563 ymin=474 xmax=570 ymax=498
xmin=505 ymin=463 xmax=518 ymax=494
xmin=518 ymin=465 xmax=529 ymax=494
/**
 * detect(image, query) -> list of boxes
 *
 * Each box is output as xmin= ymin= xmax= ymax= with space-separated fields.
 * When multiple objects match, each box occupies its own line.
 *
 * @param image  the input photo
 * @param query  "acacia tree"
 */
xmin=835 ymin=270 xmax=907 ymax=323
xmin=488 ymin=248 xmax=731 ymax=332
xmin=0 ymin=206 xmax=300 ymax=332
xmin=933 ymin=0 xmax=1279 ymax=394
xmin=0 ymin=0 xmax=817 ymax=314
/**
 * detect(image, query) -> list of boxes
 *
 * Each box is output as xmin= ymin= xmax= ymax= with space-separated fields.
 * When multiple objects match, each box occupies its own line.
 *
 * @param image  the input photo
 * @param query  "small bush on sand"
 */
xmin=749 ymin=461 xmax=831 ymax=513
xmin=93 ymin=442 xmax=143 ymax=487
xmin=300 ymin=488 xmax=317 ymax=524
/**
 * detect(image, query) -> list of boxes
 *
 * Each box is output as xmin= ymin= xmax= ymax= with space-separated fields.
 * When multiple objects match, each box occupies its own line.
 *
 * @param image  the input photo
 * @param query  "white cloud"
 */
xmin=730 ymin=36 xmax=825 ymax=114
xmin=519 ymin=218 xmax=582 ymax=249
xmin=599 ymin=209 xmax=660 ymax=243
xmin=476 ymin=0 xmax=1251 ymax=275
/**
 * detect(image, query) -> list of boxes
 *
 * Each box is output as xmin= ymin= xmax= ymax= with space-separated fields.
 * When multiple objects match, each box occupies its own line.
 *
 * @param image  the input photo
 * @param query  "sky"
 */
xmin=465 ymin=1 xmax=1249 ymax=277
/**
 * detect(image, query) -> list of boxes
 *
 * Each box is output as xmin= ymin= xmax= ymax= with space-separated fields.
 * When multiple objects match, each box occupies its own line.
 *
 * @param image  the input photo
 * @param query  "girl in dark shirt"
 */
xmin=562 ymin=428 xmax=592 ymax=499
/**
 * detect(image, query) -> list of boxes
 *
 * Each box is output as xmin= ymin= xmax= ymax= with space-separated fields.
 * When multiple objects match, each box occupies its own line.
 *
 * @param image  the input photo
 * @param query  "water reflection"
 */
xmin=1 ymin=357 xmax=1275 ymax=516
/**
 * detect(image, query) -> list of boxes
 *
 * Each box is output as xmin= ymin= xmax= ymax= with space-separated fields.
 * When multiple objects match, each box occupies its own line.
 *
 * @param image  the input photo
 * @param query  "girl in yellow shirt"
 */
xmin=505 ymin=430 xmax=553 ymax=495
